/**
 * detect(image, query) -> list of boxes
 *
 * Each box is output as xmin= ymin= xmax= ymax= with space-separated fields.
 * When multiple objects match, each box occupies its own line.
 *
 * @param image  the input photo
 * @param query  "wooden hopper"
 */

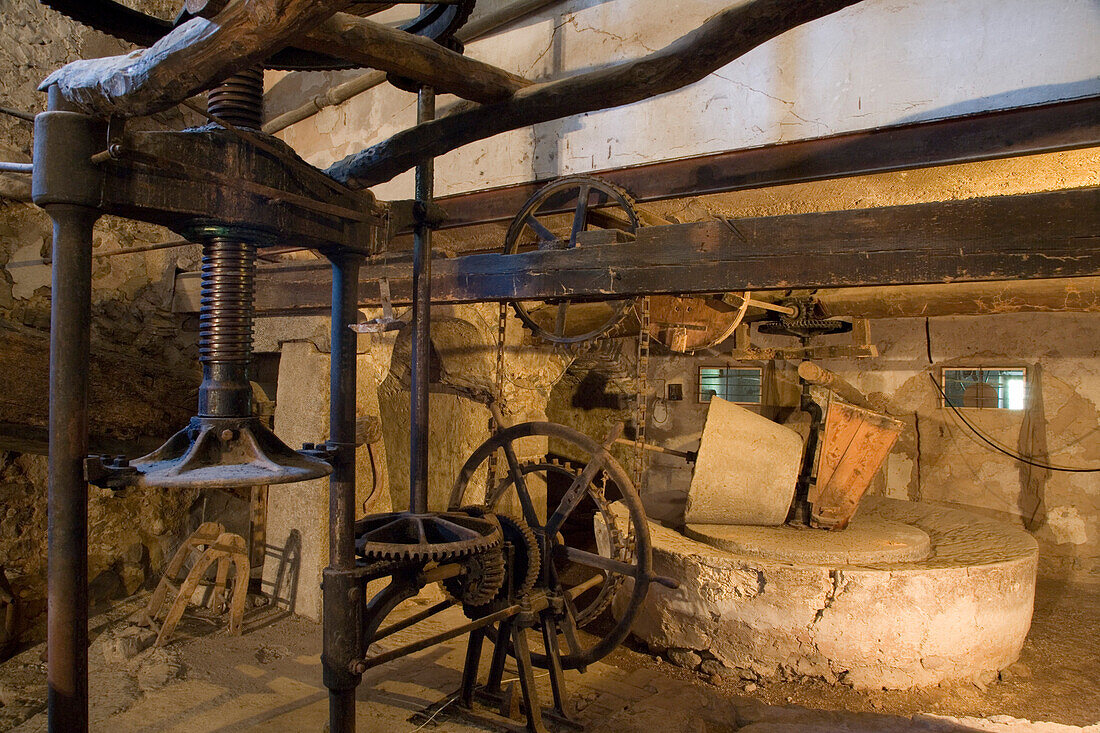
xmin=809 ymin=393 xmax=904 ymax=530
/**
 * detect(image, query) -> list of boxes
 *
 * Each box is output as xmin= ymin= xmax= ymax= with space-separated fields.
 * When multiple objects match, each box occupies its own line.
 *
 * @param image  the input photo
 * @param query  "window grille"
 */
xmin=941 ymin=367 xmax=1027 ymax=410
xmin=698 ymin=366 xmax=762 ymax=404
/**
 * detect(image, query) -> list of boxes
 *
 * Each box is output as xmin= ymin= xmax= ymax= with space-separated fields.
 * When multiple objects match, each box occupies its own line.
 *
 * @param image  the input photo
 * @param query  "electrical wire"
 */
xmin=928 ymin=373 xmax=1100 ymax=473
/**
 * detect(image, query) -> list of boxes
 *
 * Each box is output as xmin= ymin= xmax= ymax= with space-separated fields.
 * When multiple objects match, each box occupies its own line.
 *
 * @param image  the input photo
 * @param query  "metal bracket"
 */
xmin=300 ymin=440 xmax=340 ymax=462
xmin=350 ymin=278 xmax=405 ymax=333
xmin=84 ymin=454 xmax=137 ymax=491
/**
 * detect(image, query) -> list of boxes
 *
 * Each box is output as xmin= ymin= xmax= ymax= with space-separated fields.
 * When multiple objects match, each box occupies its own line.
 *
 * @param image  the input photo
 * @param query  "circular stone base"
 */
xmin=684 ymin=518 xmax=932 ymax=565
xmin=616 ymin=497 xmax=1038 ymax=690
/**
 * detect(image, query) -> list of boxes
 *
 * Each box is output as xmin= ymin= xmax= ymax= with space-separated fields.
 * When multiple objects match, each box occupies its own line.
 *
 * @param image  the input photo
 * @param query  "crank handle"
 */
xmin=648 ymin=573 xmax=679 ymax=590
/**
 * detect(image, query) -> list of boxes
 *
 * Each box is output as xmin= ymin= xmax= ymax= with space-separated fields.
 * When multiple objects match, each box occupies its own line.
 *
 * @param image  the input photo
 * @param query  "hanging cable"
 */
xmin=928 ymin=373 xmax=1100 ymax=473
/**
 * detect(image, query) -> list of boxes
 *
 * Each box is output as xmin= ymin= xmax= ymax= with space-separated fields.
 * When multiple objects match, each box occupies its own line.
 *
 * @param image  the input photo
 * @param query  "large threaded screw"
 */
xmin=206 ymin=67 xmax=264 ymax=129
xmin=195 ymin=68 xmax=265 ymax=417
xmin=197 ymin=236 xmax=256 ymax=417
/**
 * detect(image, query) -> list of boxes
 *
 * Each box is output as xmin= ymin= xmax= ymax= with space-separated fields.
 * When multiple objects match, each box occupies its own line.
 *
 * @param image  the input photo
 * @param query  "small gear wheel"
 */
xmin=443 ymin=508 xmax=539 ymax=612
xmin=442 ymin=544 xmax=506 ymax=606
xmin=498 ymin=514 xmax=541 ymax=599
xmin=758 ymin=299 xmax=852 ymax=339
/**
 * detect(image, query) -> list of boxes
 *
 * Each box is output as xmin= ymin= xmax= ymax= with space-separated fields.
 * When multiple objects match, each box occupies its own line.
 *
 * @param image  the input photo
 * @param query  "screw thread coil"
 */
xmin=206 ymin=67 xmax=264 ymax=129
xmin=199 ymin=237 xmax=255 ymax=364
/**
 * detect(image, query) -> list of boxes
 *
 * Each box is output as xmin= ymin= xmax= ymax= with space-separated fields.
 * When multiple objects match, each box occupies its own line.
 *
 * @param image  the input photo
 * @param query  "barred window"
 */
xmin=698 ymin=366 xmax=762 ymax=404
xmin=942 ymin=367 xmax=1027 ymax=410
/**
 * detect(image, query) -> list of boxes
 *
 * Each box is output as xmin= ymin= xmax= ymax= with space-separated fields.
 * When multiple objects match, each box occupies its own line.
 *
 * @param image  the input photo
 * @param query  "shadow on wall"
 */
xmin=262 ymin=528 xmax=301 ymax=617
xmin=894 ymin=80 xmax=1100 ymax=125
xmin=377 ymin=313 xmax=498 ymax=513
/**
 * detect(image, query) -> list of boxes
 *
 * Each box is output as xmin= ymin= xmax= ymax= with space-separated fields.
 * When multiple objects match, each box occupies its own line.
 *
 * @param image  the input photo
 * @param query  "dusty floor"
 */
xmin=0 ymin=579 xmax=1096 ymax=732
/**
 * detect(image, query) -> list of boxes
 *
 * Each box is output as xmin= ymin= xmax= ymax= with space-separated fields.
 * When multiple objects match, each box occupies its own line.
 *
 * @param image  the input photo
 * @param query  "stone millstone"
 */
xmin=685 ymin=397 xmax=803 ymax=525
xmin=684 ymin=517 xmax=932 ymax=565
xmin=619 ymin=497 xmax=1039 ymax=690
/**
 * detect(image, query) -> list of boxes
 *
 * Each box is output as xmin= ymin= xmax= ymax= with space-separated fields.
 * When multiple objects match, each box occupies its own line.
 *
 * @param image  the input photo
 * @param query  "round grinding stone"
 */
xmin=683 ymin=517 xmax=932 ymax=565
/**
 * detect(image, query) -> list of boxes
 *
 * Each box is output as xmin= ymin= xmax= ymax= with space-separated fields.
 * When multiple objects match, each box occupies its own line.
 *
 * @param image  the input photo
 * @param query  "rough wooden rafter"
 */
xmin=325 ymin=0 xmax=866 ymax=189
xmin=40 ymin=0 xmax=354 ymax=118
xmin=296 ymin=13 xmax=531 ymax=103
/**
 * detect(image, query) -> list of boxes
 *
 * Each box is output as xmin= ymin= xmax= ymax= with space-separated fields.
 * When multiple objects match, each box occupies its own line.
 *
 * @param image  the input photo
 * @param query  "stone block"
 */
xmin=666 ymin=648 xmax=701 ymax=669
xmin=685 ymin=398 xmax=803 ymax=525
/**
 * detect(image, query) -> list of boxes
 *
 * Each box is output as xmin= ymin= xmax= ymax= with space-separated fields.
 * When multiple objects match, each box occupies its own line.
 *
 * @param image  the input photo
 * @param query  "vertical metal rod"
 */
xmin=409 ymin=85 xmax=435 ymax=515
xmin=330 ymin=254 xmax=360 ymax=571
xmin=326 ymin=252 xmax=362 ymax=733
xmin=36 ymin=85 xmax=102 ymax=733
xmin=46 ymin=204 xmax=95 ymax=733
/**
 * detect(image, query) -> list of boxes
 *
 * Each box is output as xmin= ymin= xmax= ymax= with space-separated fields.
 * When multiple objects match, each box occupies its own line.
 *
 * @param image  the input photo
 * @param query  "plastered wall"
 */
xmin=272 ymin=0 xmax=1100 ymax=199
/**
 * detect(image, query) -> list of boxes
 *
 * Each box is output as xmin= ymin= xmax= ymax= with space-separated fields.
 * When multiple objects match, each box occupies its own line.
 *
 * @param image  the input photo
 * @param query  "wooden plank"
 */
xmin=42 ymin=0 xmax=350 ymax=117
xmin=174 ymin=187 xmax=1100 ymax=313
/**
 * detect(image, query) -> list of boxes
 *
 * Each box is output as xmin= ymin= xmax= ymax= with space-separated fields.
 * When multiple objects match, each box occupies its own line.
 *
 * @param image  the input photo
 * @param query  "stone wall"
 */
xmin=559 ymin=312 xmax=1100 ymax=586
xmin=260 ymin=305 xmax=571 ymax=620
xmin=0 ymin=0 xmax=202 ymax=649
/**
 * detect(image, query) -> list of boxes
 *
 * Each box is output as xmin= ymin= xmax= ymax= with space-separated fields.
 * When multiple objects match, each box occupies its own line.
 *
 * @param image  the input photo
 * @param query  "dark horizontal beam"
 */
xmin=175 ymin=186 xmax=1100 ymax=314
xmin=428 ymin=95 xmax=1100 ymax=232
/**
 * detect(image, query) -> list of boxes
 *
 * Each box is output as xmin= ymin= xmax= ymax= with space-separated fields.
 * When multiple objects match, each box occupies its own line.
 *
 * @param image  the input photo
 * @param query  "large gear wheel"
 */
xmin=518 ymin=459 xmax=628 ymax=624
xmin=37 ymin=0 xmax=476 ymax=71
xmin=354 ymin=510 xmax=501 ymax=563
xmin=450 ymin=421 xmax=656 ymax=671
xmin=504 ymin=175 xmax=639 ymax=345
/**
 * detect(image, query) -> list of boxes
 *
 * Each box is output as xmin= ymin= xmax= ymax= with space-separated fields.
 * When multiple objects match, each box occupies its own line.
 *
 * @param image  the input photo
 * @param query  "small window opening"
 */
xmin=698 ymin=366 xmax=762 ymax=404
xmin=941 ymin=367 xmax=1027 ymax=410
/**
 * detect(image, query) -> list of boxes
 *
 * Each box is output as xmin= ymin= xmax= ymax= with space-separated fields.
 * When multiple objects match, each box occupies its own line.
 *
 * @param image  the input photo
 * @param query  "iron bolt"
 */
xmin=220 ymin=429 xmax=236 ymax=441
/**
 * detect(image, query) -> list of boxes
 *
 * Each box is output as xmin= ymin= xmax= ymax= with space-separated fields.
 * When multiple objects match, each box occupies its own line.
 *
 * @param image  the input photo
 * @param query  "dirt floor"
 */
xmin=0 ymin=579 xmax=1096 ymax=732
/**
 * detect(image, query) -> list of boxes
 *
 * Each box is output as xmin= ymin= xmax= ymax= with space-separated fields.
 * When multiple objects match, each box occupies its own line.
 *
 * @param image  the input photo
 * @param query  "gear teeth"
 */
xmin=499 ymin=514 xmax=541 ymax=598
xmin=355 ymin=510 xmax=501 ymax=563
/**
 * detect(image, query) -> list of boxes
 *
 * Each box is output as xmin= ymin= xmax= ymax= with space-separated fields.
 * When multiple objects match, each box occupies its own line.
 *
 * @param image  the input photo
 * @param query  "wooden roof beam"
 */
xmin=41 ymin=0 xmax=354 ymax=117
xmin=173 ymin=187 xmax=1100 ymax=313
xmin=296 ymin=13 xmax=531 ymax=104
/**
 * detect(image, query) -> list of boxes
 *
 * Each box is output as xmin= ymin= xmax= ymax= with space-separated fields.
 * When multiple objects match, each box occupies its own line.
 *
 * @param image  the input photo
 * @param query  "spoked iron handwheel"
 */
xmin=505 ymin=175 xmax=640 ymax=344
xmin=449 ymin=420 xmax=655 ymax=670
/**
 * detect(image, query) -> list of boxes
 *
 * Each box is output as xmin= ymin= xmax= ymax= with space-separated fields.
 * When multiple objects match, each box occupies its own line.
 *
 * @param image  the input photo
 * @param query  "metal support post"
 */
xmin=409 ymin=85 xmax=436 ymax=515
xmin=33 ymin=85 xmax=105 ymax=733
xmin=324 ymin=252 xmax=364 ymax=733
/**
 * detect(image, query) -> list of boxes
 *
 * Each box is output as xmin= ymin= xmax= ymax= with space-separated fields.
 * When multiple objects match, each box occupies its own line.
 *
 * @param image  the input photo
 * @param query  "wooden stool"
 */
xmin=145 ymin=522 xmax=250 ymax=646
